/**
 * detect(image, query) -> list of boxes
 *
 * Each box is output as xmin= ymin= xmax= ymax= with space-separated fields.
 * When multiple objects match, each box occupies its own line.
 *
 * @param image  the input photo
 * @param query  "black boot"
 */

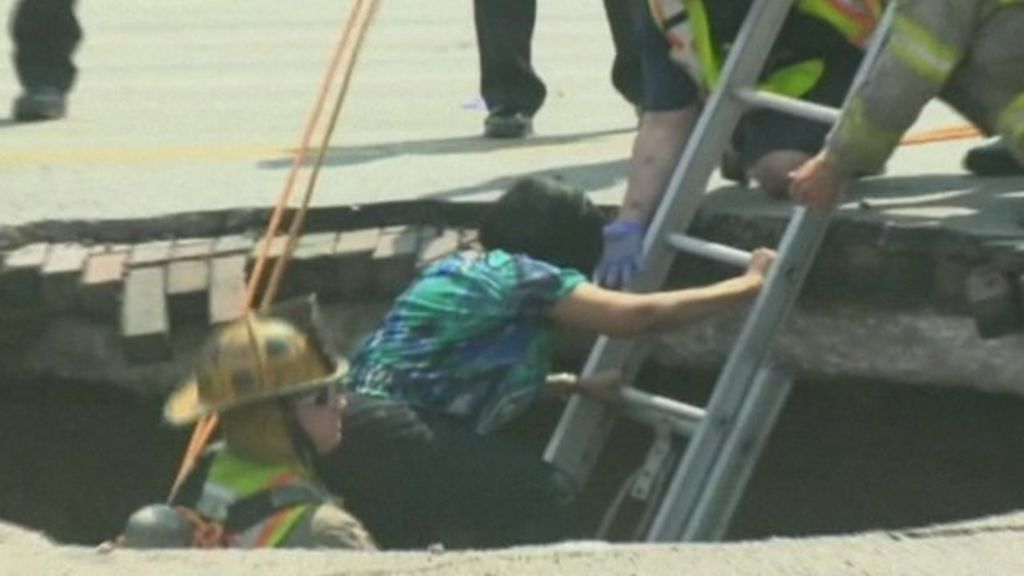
xmin=12 ymin=86 xmax=67 ymax=122
xmin=963 ymin=138 xmax=1023 ymax=176
xmin=483 ymin=108 xmax=533 ymax=139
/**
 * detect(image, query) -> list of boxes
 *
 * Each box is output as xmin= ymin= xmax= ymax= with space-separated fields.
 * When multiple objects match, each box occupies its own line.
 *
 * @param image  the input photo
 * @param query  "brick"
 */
xmin=167 ymin=259 xmax=210 ymax=322
xmin=79 ymin=252 xmax=127 ymax=318
xmin=41 ymin=243 xmax=90 ymax=310
xmin=172 ymin=238 xmax=214 ymax=260
xmin=128 ymin=240 xmax=173 ymax=267
xmin=247 ymin=235 xmax=289 ymax=301
xmin=417 ymin=229 xmax=460 ymax=270
xmin=295 ymin=232 xmax=339 ymax=260
xmin=373 ymin=226 xmax=420 ymax=296
xmin=81 ymin=252 xmax=127 ymax=285
xmin=214 ymin=234 xmax=255 ymax=255
xmin=121 ymin=266 xmax=171 ymax=363
xmin=334 ymin=228 xmax=379 ymax=299
xmin=251 ymin=235 xmax=288 ymax=262
xmin=3 ymin=242 xmax=49 ymax=269
xmin=458 ymin=228 xmax=481 ymax=250
xmin=0 ymin=243 xmax=49 ymax=306
xmin=336 ymin=228 xmax=380 ymax=257
xmin=209 ymin=255 xmax=249 ymax=325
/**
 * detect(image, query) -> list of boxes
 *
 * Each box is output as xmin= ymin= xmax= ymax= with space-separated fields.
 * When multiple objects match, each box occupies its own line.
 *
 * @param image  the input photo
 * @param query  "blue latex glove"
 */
xmin=594 ymin=219 xmax=645 ymax=289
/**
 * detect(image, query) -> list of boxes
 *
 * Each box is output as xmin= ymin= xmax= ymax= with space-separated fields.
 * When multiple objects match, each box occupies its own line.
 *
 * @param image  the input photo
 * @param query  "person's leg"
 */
xmin=315 ymin=395 xmax=441 ymax=549
xmin=596 ymin=0 xmax=701 ymax=288
xmin=603 ymin=0 xmax=643 ymax=107
xmin=473 ymin=0 xmax=545 ymax=138
xmin=618 ymin=0 xmax=700 ymax=225
xmin=425 ymin=413 xmax=577 ymax=548
xmin=11 ymin=0 xmax=80 ymax=120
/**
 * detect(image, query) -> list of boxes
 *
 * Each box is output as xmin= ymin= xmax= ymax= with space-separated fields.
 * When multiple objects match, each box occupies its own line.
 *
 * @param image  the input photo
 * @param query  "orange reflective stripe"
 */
xmin=798 ymin=0 xmax=882 ymax=46
xmin=251 ymin=470 xmax=308 ymax=547
xmin=252 ymin=507 xmax=308 ymax=547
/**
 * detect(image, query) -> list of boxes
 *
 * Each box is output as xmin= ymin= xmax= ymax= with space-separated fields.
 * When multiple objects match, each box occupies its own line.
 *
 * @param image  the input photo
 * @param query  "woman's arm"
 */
xmin=550 ymin=249 xmax=774 ymax=337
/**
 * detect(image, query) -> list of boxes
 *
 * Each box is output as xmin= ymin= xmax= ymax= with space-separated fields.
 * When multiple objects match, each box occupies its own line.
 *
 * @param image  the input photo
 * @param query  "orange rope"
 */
xmin=167 ymin=0 xmax=379 ymax=503
xmin=260 ymin=0 xmax=381 ymax=309
xmin=901 ymin=124 xmax=982 ymax=146
xmin=245 ymin=0 xmax=371 ymax=311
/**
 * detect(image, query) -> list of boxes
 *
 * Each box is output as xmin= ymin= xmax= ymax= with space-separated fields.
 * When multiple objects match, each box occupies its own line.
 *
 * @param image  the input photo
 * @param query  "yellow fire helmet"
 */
xmin=164 ymin=314 xmax=347 ymax=425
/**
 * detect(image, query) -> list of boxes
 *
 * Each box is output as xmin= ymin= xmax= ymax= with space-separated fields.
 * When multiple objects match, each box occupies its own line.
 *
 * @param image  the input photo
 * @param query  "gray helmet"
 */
xmin=122 ymin=504 xmax=192 ymax=549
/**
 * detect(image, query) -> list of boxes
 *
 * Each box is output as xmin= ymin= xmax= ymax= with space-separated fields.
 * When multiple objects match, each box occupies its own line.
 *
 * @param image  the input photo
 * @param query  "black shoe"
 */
xmin=963 ymin=138 xmax=1023 ymax=176
xmin=12 ymin=87 xmax=67 ymax=122
xmin=483 ymin=110 xmax=532 ymax=139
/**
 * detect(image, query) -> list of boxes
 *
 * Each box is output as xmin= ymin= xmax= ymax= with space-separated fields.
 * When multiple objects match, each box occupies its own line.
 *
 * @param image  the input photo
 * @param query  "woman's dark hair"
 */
xmin=479 ymin=177 xmax=607 ymax=274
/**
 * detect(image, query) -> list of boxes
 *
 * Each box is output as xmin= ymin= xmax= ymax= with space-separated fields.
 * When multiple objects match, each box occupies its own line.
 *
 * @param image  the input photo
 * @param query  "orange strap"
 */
xmin=900 ymin=124 xmax=982 ymax=146
xmin=177 ymin=506 xmax=231 ymax=548
xmin=167 ymin=0 xmax=380 ymax=503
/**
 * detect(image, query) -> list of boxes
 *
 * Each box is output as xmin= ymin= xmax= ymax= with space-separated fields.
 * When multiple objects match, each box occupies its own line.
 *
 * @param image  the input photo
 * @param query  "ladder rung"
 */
xmin=621 ymin=387 xmax=705 ymax=437
xmin=665 ymin=234 xmax=751 ymax=268
xmin=732 ymin=88 xmax=840 ymax=125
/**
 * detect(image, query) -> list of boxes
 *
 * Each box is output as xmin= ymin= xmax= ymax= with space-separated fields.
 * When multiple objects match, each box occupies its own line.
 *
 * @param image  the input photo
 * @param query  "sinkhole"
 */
xmin=2 ymin=369 xmax=1023 ymax=546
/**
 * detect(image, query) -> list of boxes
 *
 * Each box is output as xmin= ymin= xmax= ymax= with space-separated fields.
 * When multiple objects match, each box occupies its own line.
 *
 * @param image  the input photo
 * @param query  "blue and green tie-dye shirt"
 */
xmin=346 ymin=249 xmax=586 ymax=433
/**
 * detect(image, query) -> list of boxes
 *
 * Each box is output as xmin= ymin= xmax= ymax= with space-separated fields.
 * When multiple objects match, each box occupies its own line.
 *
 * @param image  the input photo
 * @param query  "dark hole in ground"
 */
xmin=0 ymin=379 xmax=189 ymax=545
xmin=570 ymin=366 xmax=1024 ymax=541
xmin=2 ymin=368 xmax=1024 ymax=545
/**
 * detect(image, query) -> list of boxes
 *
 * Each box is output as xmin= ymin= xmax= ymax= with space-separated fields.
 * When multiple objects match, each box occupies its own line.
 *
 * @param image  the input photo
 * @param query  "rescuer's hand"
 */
xmin=576 ymin=371 xmax=625 ymax=406
xmin=789 ymin=153 xmax=851 ymax=212
xmin=743 ymin=248 xmax=776 ymax=284
xmin=594 ymin=219 xmax=646 ymax=289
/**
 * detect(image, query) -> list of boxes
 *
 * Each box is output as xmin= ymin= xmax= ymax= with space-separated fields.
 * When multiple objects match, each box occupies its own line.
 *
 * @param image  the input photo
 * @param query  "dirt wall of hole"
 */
xmin=2 ymin=371 xmax=1024 ymax=545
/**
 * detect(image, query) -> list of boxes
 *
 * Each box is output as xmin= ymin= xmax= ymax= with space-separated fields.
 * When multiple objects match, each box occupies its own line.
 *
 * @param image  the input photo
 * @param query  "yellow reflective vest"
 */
xmin=195 ymin=449 xmax=321 ymax=548
xmin=650 ymin=0 xmax=884 ymax=98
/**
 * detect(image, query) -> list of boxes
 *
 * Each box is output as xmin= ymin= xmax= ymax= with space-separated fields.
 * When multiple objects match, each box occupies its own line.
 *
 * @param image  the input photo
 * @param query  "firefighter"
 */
xmin=125 ymin=315 xmax=375 ymax=550
xmin=596 ymin=0 xmax=884 ymax=288
xmin=791 ymin=0 xmax=1024 ymax=210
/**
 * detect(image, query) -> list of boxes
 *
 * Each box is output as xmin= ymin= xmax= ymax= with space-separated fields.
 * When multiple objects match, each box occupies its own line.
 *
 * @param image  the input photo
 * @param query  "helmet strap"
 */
xmin=278 ymin=397 xmax=318 ymax=474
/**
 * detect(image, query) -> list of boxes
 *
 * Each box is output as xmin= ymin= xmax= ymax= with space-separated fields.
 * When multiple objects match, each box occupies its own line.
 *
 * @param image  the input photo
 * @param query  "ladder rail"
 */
xmin=646 ymin=207 xmax=831 ymax=541
xmin=647 ymin=3 xmax=898 ymax=542
xmin=684 ymin=365 xmax=794 ymax=541
xmin=547 ymin=0 xmax=898 ymax=542
xmin=544 ymin=0 xmax=799 ymax=485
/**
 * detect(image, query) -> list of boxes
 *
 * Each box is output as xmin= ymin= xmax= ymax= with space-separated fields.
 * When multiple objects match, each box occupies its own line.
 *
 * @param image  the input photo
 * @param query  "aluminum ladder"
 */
xmin=544 ymin=0 xmax=895 ymax=542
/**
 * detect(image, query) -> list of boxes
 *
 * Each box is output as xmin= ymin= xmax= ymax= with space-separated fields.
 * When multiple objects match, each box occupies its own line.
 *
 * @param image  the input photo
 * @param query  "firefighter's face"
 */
xmin=293 ymin=386 xmax=346 ymax=453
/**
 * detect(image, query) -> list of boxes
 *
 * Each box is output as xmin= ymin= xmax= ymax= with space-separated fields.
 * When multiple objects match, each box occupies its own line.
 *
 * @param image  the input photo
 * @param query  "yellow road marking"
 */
xmin=0 ymin=144 xmax=298 ymax=166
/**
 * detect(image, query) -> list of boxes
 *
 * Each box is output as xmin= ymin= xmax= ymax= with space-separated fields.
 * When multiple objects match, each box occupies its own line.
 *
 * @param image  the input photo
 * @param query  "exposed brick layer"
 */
xmin=0 ymin=225 xmax=478 ymax=365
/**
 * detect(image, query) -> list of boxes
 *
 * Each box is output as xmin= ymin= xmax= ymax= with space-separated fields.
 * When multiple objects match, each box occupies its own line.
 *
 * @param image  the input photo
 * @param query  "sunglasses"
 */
xmin=296 ymin=379 xmax=346 ymax=407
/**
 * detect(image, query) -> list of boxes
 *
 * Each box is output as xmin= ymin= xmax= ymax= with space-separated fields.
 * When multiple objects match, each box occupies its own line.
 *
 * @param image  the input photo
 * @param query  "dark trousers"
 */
xmin=11 ymin=0 xmax=81 ymax=93
xmin=472 ymin=0 xmax=642 ymax=116
xmin=317 ymin=394 xmax=575 ymax=549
